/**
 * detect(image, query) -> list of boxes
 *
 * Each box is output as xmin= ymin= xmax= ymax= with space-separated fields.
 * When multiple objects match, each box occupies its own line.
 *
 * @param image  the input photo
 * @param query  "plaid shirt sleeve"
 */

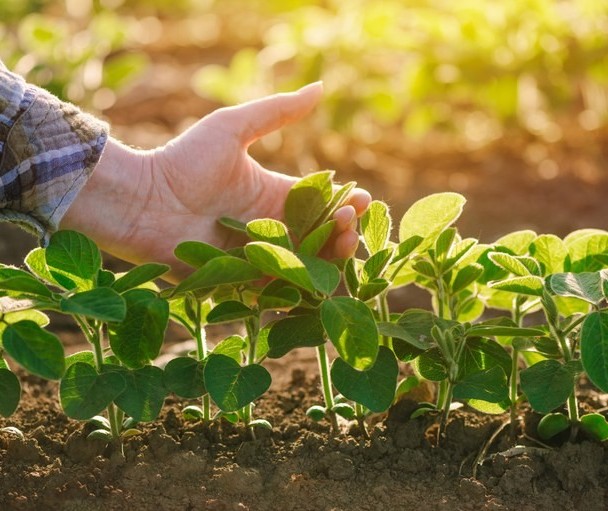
xmin=0 ymin=61 xmax=108 ymax=245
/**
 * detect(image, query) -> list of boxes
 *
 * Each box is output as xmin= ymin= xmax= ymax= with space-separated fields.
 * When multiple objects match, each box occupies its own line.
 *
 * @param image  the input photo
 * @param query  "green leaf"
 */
xmin=494 ymin=230 xmax=536 ymax=255
xmin=538 ymin=413 xmax=570 ymax=440
xmin=163 ymin=357 xmax=206 ymax=398
xmin=0 ymin=308 xmax=49 ymax=337
xmin=173 ymin=256 xmax=262 ymax=295
xmin=114 ymin=365 xmax=166 ymax=422
xmin=357 ymin=279 xmax=390 ymax=302
xmin=530 ymin=234 xmax=567 ymax=275
xmin=46 ymin=230 xmax=101 ymax=288
xmin=109 ymin=290 xmax=169 ymax=369
xmin=453 ymin=366 xmax=508 ymax=403
xmin=218 ymin=216 xmax=247 ymax=233
xmin=213 ymin=335 xmax=246 ymax=363
xmin=3 ymin=321 xmax=65 ymax=380
xmin=412 ymin=259 xmax=436 ymax=279
xmin=399 ymin=192 xmax=466 ymax=248
xmin=267 ymin=315 xmax=326 ymax=359
xmin=64 ymin=350 xmax=95 ymax=369
xmin=174 ymin=241 xmax=227 ymax=268
xmin=391 ymin=235 xmax=423 ymax=264
xmin=344 ymin=258 xmax=359 ymax=297
xmin=376 ymin=321 xmax=431 ymax=350
xmin=520 ymin=360 xmax=574 ymax=414
xmin=580 ymin=413 xmax=608 ymax=441
xmin=300 ymin=255 xmax=341 ymax=296
xmin=466 ymin=399 xmax=509 ymax=415
xmin=415 ymin=347 xmax=448 ymax=381
xmin=207 ymin=300 xmax=254 ymax=324
xmin=321 ymin=297 xmax=379 ymax=370
xmin=0 ymin=267 xmax=53 ymax=298
xmin=284 ymin=171 xmax=334 ymax=239
xmin=549 ymin=272 xmax=604 ymax=305
xmin=435 ymin=227 xmax=457 ymax=260
xmin=459 ymin=338 xmax=512 ymax=378
xmin=488 ymin=252 xmax=533 ymax=276
xmin=203 ymin=354 xmax=271 ymax=412
xmin=467 ymin=324 xmax=545 ymax=338
xmin=565 ymin=231 xmax=608 ymax=272
xmin=452 ymin=264 xmax=484 ymax=293
xmin=580 ymin=311 xmax=608 ymax=392
xmin=111 ymin=264 xmax=170 ymax=293
xmin=298 ymin=221 xmax=336 ymax=257
xmin=0 ymin=368 xmax=20 ymax=417
xmin=258 ymin=281 xmax=301 ymax=311
xmin=331 ymin=347 xmax=398 ymax=413
xmin=316 ymin=181 xmax=357 ymax=228
xmin=24 ymin=247 xmax=58 ymax=287
xmin=246 ymin=219 xmax=293 ymax=250
xmin=60 ymin=287 xmax=126 ymax=322
xmin=361 ymin=248 xmax=394 ymax=282
xmin=245 ymin=242 xmax=314 ymax=292
xmin=489 ymin=276 xmax=544 ymax=296
xmin=391 ymin=309 xmax=435 ymax=361
xmin=360 ymin=200 xmax=392 ymax=255
xmin=59 ymin=362 xmax=126 ymax=420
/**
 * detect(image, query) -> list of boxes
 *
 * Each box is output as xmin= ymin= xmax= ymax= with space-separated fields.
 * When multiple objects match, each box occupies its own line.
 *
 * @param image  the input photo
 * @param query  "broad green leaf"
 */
xmin=489 ymin=276 xmax=544 ymax=296
xmin=203 ymin=354 xmax=271 ymax=412
xmin=97 ymin=269 xmax=115 ymax=287
xmin=565 ymin=232 xmax=608 ymax=272
xmin=412 ymin=259 xmax=436 ymax=279
xmin=580 ymin=413 xmax=608 ymax=441
xmin=452 ymin=264 xmax=484 ymax=293
xmin=344 ymin=258 xmax=359 ymax=297
xmin=467 ymin=324 xmax=545 ymax=338
xmin=267 ymin=315 xmax=325 ymax=358
xmin=321 ymin=297 xmax=379 ymax=370
xmin=488 ymin=252 xmax=533 ymax=276
xmin=549 ymin=272 xmax=604 ymax=305
xmin=331 ymin=346 xmax=398 ymax=413
xmin=443 ymin=238 xmax=477 ymax=272
xmin=109 ymin=290 xmax=169 ymax=369
xmin=520 ymin=360 xmax=574 ymax=414
xmin=59 ymin=362 xmax=126 ymax=420
xmin=258 ymin=281 xmax=301 ymax=311
xmin=60 ymin=288 xmax=126 ymax=322
xmin=111 ymin=264 xmax=170 ymax=293
xmin=173 ymin=256 xmax=262 ymax=295
xmin=213 ymin=335 xmax=246 ymax=363
xmin=163 ymin=357 xmax=206 ymax=398
xmin=538 ymin=413 xmax=570 ymax=440
xmin=0 ymin=309 xmax=49 ymax=337
xmin=284 ymin=171 xmax=334 ymax=239
xmin=453 ymin=366 xmax=508 ymax=403
xmin=466 ymin=399 xmax=509 ymax=415
xmin=245 ymin=242 xmax=314 ymax=292
xmin=376 ymin=321 xmax=431 ymax=350
xmin=580 ymin=311 xmax=608 ymax=392
xmin=0 ymin=368 xmax=20 ymax=417
xmin=114 ymin=365 xmax=166 ymax=422
xmin=459 ymin=338 xmax=512 ymax=379
xmin=435 ymin=227 xmax=457 ymax=260
xmin=64 ymin=350 xmax=95 ymax=369
xmin=360 ymin=200 xmax=392 ymax=255
xmin=46 ymin=230 xmax=101 ymax=288
xmin=24 ymin=248 xmax=58 ymax=286
xmin=218 ymin=216 xmax=246 ymax=233
xmin=316 ymin=181 xmax=357 ymax=228
xmin=399 ymin=192 xmax=466 ymax=248
xmin=494 ymin=230 xmax=536 ymax=255
xmin=246 ymin=219 xmax=293 ymax=250
xmin=357 ymin=279 xmax=389 ymax=302
xmin=415 ymin=347 xmax=448 ymax=381
xmin=0 ymin=267 xmax=53 ymax=298
xmin=530 ymin=234 xmax=567 ymax=275
xmin=207 ymin=300 xmax=254 ymax=324
xmin=391 ymin=309 xmax=435 ymax=361
xmin=300 ymin=255 xmax=340 ymax=296
xmin=3 ymin=321 xmax=65 ymax=380
xmin=174 ymin=241 xmax=227 ymax=268
xmin=361 ymin=248 xmax=394 ymax=282
xmin=391 ymin=235 xmax=423 ymax=264
xmin=298 ymin=221 xmax=336 ymax=257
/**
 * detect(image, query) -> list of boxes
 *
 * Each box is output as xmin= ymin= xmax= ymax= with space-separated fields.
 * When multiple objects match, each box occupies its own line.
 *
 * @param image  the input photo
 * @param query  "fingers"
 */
xmin=212 ymin=82 xmax=323 ymax=146
xmin=344 ymin=187 xmax=372 ymax=217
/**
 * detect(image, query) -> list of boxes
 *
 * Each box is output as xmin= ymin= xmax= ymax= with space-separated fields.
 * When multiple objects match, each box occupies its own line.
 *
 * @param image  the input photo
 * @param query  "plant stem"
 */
xmin=438 ymin=381 xmax=454 ymax=443
xmin=244 ymin=315 xmax=260 ymax=438
xmin=509 ymin=348 xmax=519 ymax=441
xmin=355 ymin=403 xmax=369 ymax=439
xmin=194 ymin=301 xmax=211 ymax=422
xmin=376 ymin=293 xmax=391 ymax=347
xmin=316 ymin=343 xmax=339 ymax=434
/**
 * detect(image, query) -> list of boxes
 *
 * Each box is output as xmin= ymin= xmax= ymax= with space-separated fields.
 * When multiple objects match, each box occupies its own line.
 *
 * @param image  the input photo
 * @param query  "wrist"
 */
xmin=61 ymin=138 xmax=150 ymax=257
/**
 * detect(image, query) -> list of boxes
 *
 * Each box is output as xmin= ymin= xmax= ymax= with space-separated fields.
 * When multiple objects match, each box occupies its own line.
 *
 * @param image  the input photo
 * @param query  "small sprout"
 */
xmin=306 ymin=405 xmax=327 ymax=422
xmin=182 ymin=405 xmax=206 ymax=421
xmin=332 ymin=403 xmax=356 ymax=420
xmin=87 ymin=429 xmax=114 ymax=442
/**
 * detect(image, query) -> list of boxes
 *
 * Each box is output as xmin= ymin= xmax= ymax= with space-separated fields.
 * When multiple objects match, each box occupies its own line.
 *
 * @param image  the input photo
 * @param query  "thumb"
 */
xmin=212 ymin=82 xmax=323 ymax=146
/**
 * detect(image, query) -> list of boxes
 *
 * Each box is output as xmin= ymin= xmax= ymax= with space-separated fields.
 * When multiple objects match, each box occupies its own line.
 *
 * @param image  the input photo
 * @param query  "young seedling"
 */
xmin=0 ymin=230 xmax=171 ymax=446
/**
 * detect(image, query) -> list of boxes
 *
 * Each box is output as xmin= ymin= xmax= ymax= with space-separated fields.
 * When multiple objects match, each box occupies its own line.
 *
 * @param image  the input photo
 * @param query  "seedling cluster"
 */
xmin=1 ymin=171 xmax=608 ymax=447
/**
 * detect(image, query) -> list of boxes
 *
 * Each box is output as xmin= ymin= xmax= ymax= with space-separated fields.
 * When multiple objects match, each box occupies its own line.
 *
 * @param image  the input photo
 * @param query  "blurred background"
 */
xmin=1 ymin=0 xmax=608 ymax=267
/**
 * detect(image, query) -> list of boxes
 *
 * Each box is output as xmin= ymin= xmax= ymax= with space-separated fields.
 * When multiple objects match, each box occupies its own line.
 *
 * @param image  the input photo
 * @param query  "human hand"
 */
xmin=63 ymin=83 xmax=371 ymax=281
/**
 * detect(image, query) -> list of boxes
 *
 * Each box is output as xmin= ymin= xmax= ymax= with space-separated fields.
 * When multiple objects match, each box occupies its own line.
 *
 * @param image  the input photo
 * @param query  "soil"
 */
xmin=2 ymin=16 xmax=608 ymax=511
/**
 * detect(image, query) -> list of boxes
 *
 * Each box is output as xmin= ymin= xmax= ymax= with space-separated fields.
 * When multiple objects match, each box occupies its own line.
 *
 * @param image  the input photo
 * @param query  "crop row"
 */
xmin=1 ymin=171 xmax=608 ymax=446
